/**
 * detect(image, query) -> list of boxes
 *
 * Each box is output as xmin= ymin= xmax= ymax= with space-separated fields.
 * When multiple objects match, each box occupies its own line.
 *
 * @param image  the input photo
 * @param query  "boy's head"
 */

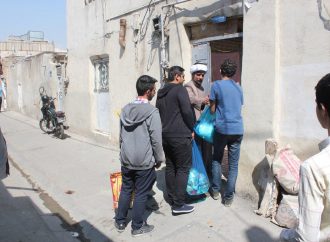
xmin=136 ymin=75 xmax=157 ymax=100
xmin=220 ymin=59 xmax=237 ymax=78
xmin=315 ymin=73 xmax=330 ymax=128
xmin=168 ymin=66 xmax=185 ymax=83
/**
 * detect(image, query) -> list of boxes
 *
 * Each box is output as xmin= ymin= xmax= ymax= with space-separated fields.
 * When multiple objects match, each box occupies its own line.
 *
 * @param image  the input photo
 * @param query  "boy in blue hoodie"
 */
xmin=115 ymin=75 xmax=165 ymax=237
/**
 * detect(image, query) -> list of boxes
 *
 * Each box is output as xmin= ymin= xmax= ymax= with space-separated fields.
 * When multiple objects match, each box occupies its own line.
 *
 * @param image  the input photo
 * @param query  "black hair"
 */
xmin=136 ymin=75 xmax=157 ymax=96
xmin=168 ymin=66 xmax=184 ymax=81
xmin=315 ymin=73 xmax=330 ymax=118
xmin=220 ymin=59 xmax=237 ymax=78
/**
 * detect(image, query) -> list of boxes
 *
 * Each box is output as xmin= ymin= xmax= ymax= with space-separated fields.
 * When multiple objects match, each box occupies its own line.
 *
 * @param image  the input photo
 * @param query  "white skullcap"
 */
xmin=190 ymin=63 xmax=208 ymax=73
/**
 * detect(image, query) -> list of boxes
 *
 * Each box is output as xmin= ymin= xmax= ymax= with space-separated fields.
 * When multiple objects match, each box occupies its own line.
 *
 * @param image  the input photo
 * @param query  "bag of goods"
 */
xmin=110 ymin=172 xmax=133 ymax=209
xmin=274 ymin=194 xmax=299 ymax=228
xmin=272 ymin=146 xmax=302 ymax=194
xmin=187 ymin=140 xmax=210 ymax=195
xmin=194 ymin=106 xmax=215 ymax=143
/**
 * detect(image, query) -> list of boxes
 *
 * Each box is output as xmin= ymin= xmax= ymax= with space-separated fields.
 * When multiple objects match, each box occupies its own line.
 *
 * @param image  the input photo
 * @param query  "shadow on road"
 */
xmin=0 ymin=179 xmax=114 ymax=242
xmin=246 ymin=226 xmax=278 ymax=242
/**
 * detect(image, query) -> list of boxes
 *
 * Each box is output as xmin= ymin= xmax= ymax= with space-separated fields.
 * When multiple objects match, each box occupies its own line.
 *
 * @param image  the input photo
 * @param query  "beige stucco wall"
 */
xmin=3 ymin=53 xmax=60 ymax=120
xmin=241 ymin=0 xmax=330 ymax=198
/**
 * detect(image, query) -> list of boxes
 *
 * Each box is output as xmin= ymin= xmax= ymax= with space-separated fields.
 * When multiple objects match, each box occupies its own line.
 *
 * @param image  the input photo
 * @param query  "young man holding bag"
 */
xmin=115 ymin=75 xmax=165 ymax=237
xmin=209 ymin=59 xmax=244 ymax=206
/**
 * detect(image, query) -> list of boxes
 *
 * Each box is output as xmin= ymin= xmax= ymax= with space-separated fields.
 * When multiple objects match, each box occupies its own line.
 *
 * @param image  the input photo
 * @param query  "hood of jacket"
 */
xmin=120 ymin=103 xmax=156 ymax=127
xmin=157 ymin=83 xmax=179 ymax=99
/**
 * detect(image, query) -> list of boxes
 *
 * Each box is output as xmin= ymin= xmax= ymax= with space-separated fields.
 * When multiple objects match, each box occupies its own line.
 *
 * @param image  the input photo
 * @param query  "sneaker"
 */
xmin=131 ymin=222 xmax=154 ymax=237
xmin=114 ymin=221 xmax=126 ymax=232
xmin=172 ymin=204 xmax=195 ymax=214
xmin=224 ymin=198 xmax=234 ymax=207
xmin=211 ymin=191 xmax=220 ymax=200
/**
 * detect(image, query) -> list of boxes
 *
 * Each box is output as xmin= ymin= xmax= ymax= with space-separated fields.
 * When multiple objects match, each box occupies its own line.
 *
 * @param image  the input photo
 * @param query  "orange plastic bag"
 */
xmin=110 ymin=172 xmax=134 ymax=209
xmin=110 ymin=172 xmax=122 ymax=209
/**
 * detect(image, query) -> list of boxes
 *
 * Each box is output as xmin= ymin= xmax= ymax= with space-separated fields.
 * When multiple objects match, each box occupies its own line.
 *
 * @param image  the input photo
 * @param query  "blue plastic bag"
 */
xmin=194 ymin=106 xmax=215 ymax=143
xmin=186 ymin=140 xmax=210 ymax=195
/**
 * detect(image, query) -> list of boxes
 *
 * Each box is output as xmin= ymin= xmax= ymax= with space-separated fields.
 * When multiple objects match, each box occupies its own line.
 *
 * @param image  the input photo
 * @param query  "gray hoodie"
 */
xmin=120 ymin=102 xmax=165 ymax=170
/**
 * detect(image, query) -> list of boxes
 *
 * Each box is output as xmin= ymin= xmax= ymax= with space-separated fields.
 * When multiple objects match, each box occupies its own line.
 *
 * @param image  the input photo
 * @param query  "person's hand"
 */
xmin=154 ymin=161 xmax=162 ymax=169
xmin=192 ymin=132 xmax=195 ymax=139
xmin=203 ymin=96 xmax=210 ymax=105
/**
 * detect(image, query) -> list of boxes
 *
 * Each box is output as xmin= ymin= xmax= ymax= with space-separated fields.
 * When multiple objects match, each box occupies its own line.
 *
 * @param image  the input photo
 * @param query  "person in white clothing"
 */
xmin=280 ymin=73 xmax=330 ymax=242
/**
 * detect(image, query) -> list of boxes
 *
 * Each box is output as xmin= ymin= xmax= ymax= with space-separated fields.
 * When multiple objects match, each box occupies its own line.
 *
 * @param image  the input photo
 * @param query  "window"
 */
xmin=92 ymin=56 xmax=109 ymax=93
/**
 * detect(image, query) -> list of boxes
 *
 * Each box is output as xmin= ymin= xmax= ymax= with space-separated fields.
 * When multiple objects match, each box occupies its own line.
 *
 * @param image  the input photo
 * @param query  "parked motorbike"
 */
xmin=39 ymin=87 xmax=68 ymax=139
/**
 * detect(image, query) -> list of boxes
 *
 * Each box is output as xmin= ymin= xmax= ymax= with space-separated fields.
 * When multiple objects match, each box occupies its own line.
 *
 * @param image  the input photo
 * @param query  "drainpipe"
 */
xmin=119 ymin=19 xmax=127 ymax=48
xmin=160 ymin=0 xmax=192 ymax=69
xmin=160 ymin=11 xmax=169 ymax=69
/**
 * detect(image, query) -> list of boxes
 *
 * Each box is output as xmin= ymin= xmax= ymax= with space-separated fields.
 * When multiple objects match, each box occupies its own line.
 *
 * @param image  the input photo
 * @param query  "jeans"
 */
xmin=115 ymin=166 xmax=156 ymax=230
xmin=163 ymin=137 xmax=192 ymax=209
xmin=211 ymin=132 xmax=243 ymax=200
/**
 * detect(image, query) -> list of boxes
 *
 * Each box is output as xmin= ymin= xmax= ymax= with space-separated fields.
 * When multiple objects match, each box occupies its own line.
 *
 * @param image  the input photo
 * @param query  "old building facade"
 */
xmin=3 ymin=0 xmax=329 ymax=198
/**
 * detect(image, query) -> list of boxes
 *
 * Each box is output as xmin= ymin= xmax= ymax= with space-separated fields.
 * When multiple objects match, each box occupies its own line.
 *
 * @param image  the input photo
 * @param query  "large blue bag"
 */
xmin=194 ymin=106 xmax=215 ymax=143
xmin=186 ymin=140 xmax=210 ymax=195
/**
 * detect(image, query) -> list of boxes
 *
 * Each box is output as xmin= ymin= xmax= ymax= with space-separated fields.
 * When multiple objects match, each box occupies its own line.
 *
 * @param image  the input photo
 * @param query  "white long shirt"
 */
xmin=281 ymin=137 xmax=330 ymax=242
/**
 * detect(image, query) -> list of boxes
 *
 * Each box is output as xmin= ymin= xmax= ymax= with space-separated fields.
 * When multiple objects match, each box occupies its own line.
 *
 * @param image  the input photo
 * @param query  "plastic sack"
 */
xmin=274 ymin=194 xmax=299 ymax=228
xmin=110 ymin=172 xmax=134 ymax=209
xmin=272 ymin=146 xmax=302 ymax=194
xmin=194 ymin=106 xmax=215 ymax=143
xmin=110 ymin=172 xmax=122 ymax=209
xmin=186 ymin=140 xmax=210 ymax=195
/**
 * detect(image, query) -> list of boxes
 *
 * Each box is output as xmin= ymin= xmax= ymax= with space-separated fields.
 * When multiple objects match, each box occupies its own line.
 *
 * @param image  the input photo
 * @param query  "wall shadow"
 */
xmin=252 ymin=156 xmax=270 ymax=208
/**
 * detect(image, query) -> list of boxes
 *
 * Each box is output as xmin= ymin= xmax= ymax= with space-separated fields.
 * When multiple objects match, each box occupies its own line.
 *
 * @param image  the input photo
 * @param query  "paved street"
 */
xmin=0 ymin=111 xmax=282 ymax=242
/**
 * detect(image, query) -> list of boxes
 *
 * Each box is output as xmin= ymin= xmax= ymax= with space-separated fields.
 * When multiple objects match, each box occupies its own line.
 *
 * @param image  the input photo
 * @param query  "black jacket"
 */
xmin=156 ymin=83 xmax=194 ymax=138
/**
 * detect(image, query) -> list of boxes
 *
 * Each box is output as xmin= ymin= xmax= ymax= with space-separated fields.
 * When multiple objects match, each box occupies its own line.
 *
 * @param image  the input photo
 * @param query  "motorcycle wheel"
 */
xmin=39 ymin=119 xmax=55 ymax=134
xmin=59 ymin=124 xmax=65 ymax=139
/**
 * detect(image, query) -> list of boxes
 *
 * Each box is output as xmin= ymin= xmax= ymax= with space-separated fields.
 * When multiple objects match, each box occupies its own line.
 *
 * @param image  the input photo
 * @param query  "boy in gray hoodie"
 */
xmin=115 ymin=75 xmax=165 ymax=237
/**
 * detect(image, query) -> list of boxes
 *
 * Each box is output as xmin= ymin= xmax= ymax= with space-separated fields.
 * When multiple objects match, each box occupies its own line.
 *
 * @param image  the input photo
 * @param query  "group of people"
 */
xmin=113 ymin=57 xmax=330 ymax=241
xmin=114 ymin=59 xmax=244 ymax=237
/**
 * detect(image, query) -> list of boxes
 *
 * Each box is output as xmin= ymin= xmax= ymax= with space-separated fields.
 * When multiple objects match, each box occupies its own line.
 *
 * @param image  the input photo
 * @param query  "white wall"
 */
xmin=3 ymin=53 xmax=59 ymax=120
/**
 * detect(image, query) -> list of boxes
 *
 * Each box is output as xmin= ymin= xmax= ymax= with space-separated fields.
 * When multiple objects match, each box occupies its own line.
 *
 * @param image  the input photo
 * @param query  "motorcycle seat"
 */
xmin=56 ymin=111 xmax=65 ymax=117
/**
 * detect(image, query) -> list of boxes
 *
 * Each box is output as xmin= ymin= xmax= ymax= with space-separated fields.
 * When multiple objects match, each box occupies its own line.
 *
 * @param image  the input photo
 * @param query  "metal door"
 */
xmin=93 ymin=58 xmax=110 ymax=134
xmin=191 ymin=42 xmax=211 ymax=94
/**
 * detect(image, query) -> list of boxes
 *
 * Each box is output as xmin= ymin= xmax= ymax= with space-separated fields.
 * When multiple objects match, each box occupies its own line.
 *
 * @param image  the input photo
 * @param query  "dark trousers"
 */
xmin=163 ymin=137 xmax=192 ymax=209
xmin=0 ymin=97 xmax=2 ymax=112
xmin=195 ymin=135 xmax=213 ymax=177
xmin=115 ymin=166 xmax=156 ymax=230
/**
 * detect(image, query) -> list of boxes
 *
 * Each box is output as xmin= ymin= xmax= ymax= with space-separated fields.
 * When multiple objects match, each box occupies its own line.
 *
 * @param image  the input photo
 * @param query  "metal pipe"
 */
xmin=159 ymin=0 xmax=192 ymax=69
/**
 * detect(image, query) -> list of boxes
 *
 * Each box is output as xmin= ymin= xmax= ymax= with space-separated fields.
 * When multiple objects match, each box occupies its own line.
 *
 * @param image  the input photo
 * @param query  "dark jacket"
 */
xmin=0 ymin=128 xmax=9 ymax=179
xmin=120 ymin=102 xmax=165 ymax=170
xmin=156 ymin=83 xmax=195 ymax=138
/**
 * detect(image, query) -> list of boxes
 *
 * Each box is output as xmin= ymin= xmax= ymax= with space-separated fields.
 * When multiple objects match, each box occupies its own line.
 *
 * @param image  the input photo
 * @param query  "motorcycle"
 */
xmin=39 ymin=87 xmax=68 ymax=139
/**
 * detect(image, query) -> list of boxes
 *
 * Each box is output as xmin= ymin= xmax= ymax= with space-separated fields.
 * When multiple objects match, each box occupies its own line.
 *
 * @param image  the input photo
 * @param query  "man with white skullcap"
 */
xmin=185 ymin=62 xmax=209 ymax=120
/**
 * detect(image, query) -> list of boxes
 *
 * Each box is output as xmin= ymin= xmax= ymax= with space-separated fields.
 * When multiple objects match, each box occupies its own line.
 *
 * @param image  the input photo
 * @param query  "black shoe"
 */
xmin=211 ymin=191 xmax=220 ymax=200
xmin=172 ymin=204 xmax=195 ymax=214
xmin=131 ymin=222 xmax=154 ymax=237
xmin=223 ymin=197 xmax=234 ymax=207
xmin=114 ymin=221 xmax=126 ymax=233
